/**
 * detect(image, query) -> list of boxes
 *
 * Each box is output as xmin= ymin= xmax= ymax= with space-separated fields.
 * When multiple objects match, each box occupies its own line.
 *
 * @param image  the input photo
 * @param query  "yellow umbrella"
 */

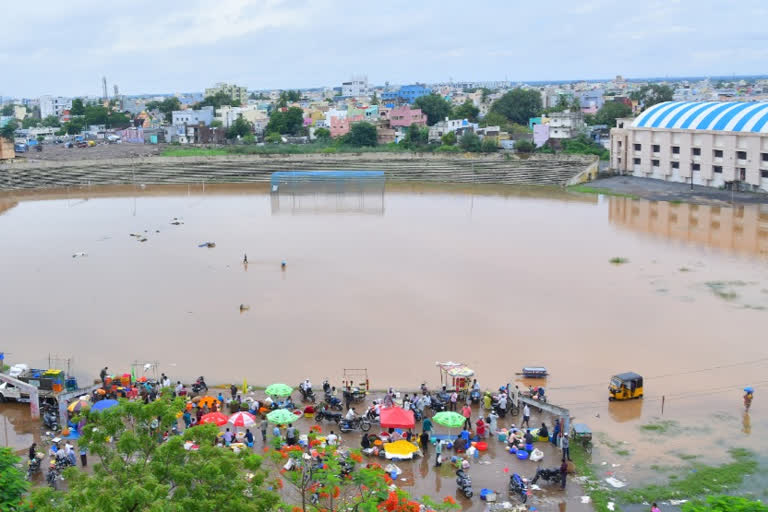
xmin=383 ymin=440 xmax=421 ymax=459
xmin=67 ymin=397 xmax=90 ymax=413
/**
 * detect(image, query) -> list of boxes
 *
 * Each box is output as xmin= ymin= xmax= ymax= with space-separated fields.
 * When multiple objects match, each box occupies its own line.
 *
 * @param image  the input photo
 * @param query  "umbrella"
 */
xmin=266 ymin=409 xmax=296 ymax=425
xmin=196 ymin=396 xmax=220 ymax=409
xmin=67 ymin=398 xmax=90 ymax=413
xmin=229 ymin=411 xmax=257 ymax=428
xmin=265 ymin=383 xmax=293 ymax=397
xmin=380 ymin=406 xmax=415 ymax=429
xmin=91 ymin=399 xmax=119 ymax=412
xmin=383 ymin=440 xmax=421 ymax=460
xmin=744 ymin=387 xmax=754 ymax=393
xmin=432 ymin=411 xmax=465 ymax=429
xmin=200 ymin=412 xmax=229 ymax=426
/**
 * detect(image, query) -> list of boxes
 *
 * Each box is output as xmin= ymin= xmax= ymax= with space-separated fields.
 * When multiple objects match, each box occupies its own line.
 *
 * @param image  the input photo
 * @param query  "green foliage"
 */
xmin=452 ymin=99 xmax=479 ymax=122
xmin=435 ymin=145 xmax=461 ymax=153
xmin=197 ymin=91 xmax=240 ymax=112
xmin=413 ymin=94 xmax=453 ymax=125
xmin=403 ymin=123 xmax=429 ymax=149
xmin=41 ymin=115 xmax=61 ymax=127
xmin=61 ymin=117 xmax=85 ymax=135
xmin=265 ymin=132 xmax=282 ymax=144
xmin=371 ymin=91 xmax=379 ymax=105
xmin=594 ymin=101 xmax=632 ymax=127
xmin=630 ymin=84 xmax=674 ymax=108
xmin=567 ymin=185 xmax=638 ymax=199
xmin=514 ymin=139 xmax=535 ymax=153
xmin=682 ymin=496 xmax=768 ymax=512
xmin=70 ymin=98 xmax=85 ymax=116
xmin=343 ymin=122 xmax=378 ymax=147
xmin=21 ymin=117 xmax=40 ymax=129
xmin=490 ymin=88 xmax=542 ymax=125
xmin=480 ymin=137 xmax=498 ymax=152
xmin=556 ymin=94 xmax=571 ymax=111
xmin=560 ymin=135 xmax=609 ymax=160
xmin=440 ymin=131 xmax=456 ymax=146
xmin=266 ymin=107 xmax=305 ymax=136
xmin=459 ymin=132 xmax=481 ymax=152
xmin=210 ymin=120 xmax=223 ymax=128
xmin=146 ymin=97 xmax=182 ymax=122
xmin=1 ymin=119 xmax=19 ymax=140
xmin=0 ymin=447 xmax=28 ymax=511
xmin=227 ymin=116 xmax=252 ymax=139
xmin=314 ymin=127 xmax=331 ymax=141
xmin=1 ymin=104 xmax=14 ymax=116
xmin=29 ymin=396 xmax=279 ymax=512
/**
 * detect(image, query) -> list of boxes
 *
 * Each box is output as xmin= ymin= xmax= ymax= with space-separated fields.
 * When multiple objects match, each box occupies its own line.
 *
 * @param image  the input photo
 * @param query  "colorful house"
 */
xmin=387 ymin=105 xmax=427 ymax=128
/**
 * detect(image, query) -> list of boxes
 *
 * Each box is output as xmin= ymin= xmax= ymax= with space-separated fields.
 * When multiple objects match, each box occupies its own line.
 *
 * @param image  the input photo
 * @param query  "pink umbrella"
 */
xmin=229 ymin=411 xmax=257 ymax=428
xmin=200 ymin=412 xmax=228 ymax=426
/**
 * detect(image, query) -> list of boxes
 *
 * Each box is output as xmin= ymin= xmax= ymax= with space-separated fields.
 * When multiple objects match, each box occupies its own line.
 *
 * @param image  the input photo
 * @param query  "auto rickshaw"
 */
xmin=609 ymin=372 xmax=643 ymax=401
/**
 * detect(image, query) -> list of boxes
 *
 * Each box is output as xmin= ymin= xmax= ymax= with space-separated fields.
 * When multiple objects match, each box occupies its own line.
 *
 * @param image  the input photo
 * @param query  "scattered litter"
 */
xmin=72 ymin=252 xmax=88 ymax=258
xmin=400 ymin=478 xmax=407 ymax=482
xmin=612 ymin=464 xmax=621 ymax=468
xmin=198 ymin=242 xmax=216 ymax=248
xmin=138 ymin=237 xmax=148 ymax=242
xmin=239 ymin=304 xmax=250 ymax=312
xmin=605 ymin=477 xmax=626 ymax=488
xmin=529 ymin=448 xmax=544 ymax=462
xmin=607 ymin=502 xmax=615 ymax=511
xmin=669 ymin=500 xmax=689 ymax=506
xmin=580 ymin=496 xmax=591 ymax=504
xmin=384 ymin=464 xmax=402 ymax=477
xmin=601 ymin=462 xmax=607 ymax=465
xmin=530 ymin=484 xmax=541 ymax=491
xmin=170 ymin=217 xmax=184 ymax=226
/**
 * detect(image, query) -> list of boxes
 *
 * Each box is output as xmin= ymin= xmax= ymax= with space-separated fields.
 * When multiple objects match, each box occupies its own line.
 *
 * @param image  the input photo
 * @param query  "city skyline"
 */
xmin=3 ymin=0 xmax=768 ymax=97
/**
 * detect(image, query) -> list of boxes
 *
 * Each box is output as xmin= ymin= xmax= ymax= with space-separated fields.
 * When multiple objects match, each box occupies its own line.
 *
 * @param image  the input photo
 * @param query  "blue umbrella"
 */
xmin=91 ymin=399 xmax=119 ymax=412
xmin=744 ymin=387 xmax=754 ymax=393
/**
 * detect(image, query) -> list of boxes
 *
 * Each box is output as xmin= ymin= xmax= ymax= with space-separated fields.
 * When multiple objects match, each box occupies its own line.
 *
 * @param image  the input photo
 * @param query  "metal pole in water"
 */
xmin=661 ymin=395 xmax=665 ymax=415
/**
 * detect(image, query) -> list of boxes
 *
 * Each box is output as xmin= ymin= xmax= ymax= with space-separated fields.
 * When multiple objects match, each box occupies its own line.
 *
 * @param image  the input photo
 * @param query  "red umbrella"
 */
xmin=200 ymin=412 xmax=228 ymax=426
xmin=379 ymin=406 xmax=415 ymax=429
xmin=228 ymin=411 xmax=257 ymax=428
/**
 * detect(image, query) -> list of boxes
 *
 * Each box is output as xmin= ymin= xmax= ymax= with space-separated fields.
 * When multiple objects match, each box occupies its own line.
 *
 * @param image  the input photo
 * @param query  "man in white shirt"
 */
xmin=326 ymin=431 xmax=338 ymax=446
xmin=175 ymin=381 xmax=184 ymax=395
xmin=522 ymin=404 xmax=531 ymax=428
xmin=345 ymin=407 xmax=357 ymax=421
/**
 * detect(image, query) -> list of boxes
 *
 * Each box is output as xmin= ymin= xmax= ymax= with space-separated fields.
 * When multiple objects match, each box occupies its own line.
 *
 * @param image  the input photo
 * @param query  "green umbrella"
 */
xmin=265 ymin=383 xmax=293 ymax=397
xmin=267 ymin=409 xmax=297 ymax=425
xmin=432 ymin=411 xmax=466 ymax=429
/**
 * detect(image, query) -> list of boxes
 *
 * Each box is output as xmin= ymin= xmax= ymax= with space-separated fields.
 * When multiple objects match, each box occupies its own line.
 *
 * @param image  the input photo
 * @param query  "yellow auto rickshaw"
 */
xmin=609 ymin=372 xmax=643 ymax=401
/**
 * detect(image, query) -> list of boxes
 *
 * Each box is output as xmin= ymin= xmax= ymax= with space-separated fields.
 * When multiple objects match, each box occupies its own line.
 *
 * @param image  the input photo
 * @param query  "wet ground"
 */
xmin=17 ymin=142 xmax=163 ymax=162
xmin=1 ymin=182 xmax=767 ymax=509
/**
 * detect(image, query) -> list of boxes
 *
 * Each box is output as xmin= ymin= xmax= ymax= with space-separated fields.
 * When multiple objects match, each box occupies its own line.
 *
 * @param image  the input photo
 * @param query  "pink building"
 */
xmin=329 ymin=115 xmax=365 ymax=138
xmin=386 ymin=105 xmax=427 ymax=128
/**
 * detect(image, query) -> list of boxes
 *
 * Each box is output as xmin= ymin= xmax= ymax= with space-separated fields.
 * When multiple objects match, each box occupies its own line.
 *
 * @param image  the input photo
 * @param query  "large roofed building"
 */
xmin=610 ymin=101 xmax=768 ymax=192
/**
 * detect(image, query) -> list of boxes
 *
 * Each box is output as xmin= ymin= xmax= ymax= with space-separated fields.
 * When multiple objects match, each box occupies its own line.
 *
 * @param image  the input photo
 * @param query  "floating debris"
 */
xmin=239 ymin=304 xmax=250 ymax=312
xmin=198 ymin=242 xmax=216 ymax=248
xmin=72 ymin=252 xmax=88 ymax=258
xmin=609 ymin=257 xmax=629 ymax=265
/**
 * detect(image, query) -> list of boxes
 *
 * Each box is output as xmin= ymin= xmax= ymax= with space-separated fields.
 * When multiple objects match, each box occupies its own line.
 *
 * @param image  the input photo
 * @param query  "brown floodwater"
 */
xmin=1 ymin=183 xmax=767 ymax=508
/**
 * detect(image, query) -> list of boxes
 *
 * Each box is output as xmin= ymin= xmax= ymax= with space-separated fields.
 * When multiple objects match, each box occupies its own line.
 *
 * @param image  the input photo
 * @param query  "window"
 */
xmin=762 ymin=153 xmax=768 ymax=162
xmin=633 ymin=143 xmax=642 ymax=151
xmin=692 ymin=163 xmax=700 ymax=171
xmin=652 ymin=144 xmax=660 ymax=152
xmin=652 ymin=159 xmax=660 ymax=167
xmin=671 ymin=161 xmax=679 ymax=169
xmin=713 ymin=165 xmax=723 ymax=173
xmin=617 ymin=141 xmax=622 ymax=148
xmin=692 ymin=148 xmax=701 ymax=156
xmin=762 ymin=170 xmax=768 ymax=178
xmin=672 ymin=146 xmax=680 ymax=154
xmin=714 ymin=149 xmax=723 ymax=158
xmin=633 ymin=158 xmax=641 ymax=165
xmin=737 ymin=151 xmax=747 ymax=160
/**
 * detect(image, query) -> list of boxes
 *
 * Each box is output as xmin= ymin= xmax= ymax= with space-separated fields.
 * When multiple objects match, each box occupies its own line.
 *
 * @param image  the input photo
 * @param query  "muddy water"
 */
xmin=1 ymin=183 xmax=767 ymax=507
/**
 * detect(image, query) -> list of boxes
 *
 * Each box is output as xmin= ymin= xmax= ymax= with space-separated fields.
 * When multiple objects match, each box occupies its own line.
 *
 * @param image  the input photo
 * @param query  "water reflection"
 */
xmin=609 ymin=197 xmax=768 ymax=256
xmin=270 ymin=173 xmax=386 ymax=215
xmin=608 ymin=399 xmax=643 ymax=423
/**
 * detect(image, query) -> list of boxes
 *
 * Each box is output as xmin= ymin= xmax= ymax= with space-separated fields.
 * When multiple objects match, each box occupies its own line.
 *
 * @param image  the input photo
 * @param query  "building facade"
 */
xmin=341 ymin=75 xmax=369 ymax=97
xmin=381 ymin=84 xmax=431 ymax=104
xmin=386 ymin=105 xmax=427 ymax=128
xmin=204 ymin=83 xmax=249 ymax=104
xmin=39 ymin=95 xmax=72 ymax=119
xmin=172 ymin=106 xmax=214 ymax=127
xmin=610 ymin=101 xmax=768 ymax=192
xmin=548 ymin=111 xmax=585 ymax=139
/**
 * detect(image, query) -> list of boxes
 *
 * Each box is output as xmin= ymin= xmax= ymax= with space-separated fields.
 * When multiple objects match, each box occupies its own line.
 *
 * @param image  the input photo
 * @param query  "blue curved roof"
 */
xmin=632 ymin=101 xmax=768 ymax=133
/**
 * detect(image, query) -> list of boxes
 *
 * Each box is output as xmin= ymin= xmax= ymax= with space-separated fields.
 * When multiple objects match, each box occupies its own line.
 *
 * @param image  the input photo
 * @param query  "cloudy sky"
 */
xmin=2 ymin=0 xmax=768 ymax=97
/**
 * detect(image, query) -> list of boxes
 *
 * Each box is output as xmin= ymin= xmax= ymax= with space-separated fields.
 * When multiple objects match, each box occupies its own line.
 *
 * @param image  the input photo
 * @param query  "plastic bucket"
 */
xmin=476 ymin=441 xmax=488 ymax=452
xmin=525 ymin=443 xmax=534 ymax=452
xmin=497 ymin=432 xmax=507 ymax=442
xmin=516 ymin=450 xmax=529 ymax=460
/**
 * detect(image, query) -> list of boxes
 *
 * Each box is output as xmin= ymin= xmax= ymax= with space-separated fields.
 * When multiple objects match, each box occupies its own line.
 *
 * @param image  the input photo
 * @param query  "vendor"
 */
xmin=524 ymin=429 xmax=534 ymax=445
xmin=538 ymin=422 xmax=549 ymax=439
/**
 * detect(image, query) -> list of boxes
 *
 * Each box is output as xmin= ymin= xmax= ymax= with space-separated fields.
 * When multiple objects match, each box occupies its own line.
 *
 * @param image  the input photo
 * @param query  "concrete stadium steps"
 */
xmin=1 ymin=155 xmax=593 ymax=190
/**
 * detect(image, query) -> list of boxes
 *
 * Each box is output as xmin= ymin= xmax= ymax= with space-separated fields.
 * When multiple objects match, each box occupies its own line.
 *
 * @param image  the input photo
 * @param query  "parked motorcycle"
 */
xmin=42 ymin=408 xmax=60 ymax=432
xmin=323 ymin=392 xmax=343 ymax=410
xmin=26 ymin=457 xmax=42 ymax=480
xmin=455 ymin=469 xmax=473 ymax=498
xmin=339 ymin=416 xmax=371 ymax=433
xmin=299 ymin=384 xmax=316 ymax=403
xmin=46 ymin=463 xmax=59 ymax=489
xmin=191 ymin=376 xmax=208 ymax=394
xmin=509 ymin=473 xmax=528 ymax=503
xmin=430 ymin=395 xmax=447 ymax=413
xmin=530 ymin=467 xmax=560 ymax=485
xmin=470 ymin=389 xmax=481 ymax=403
xmin=55 ymin=456 xmax=74 ymax=471
xmin=315 ymin=407 xmax=342 ymax=424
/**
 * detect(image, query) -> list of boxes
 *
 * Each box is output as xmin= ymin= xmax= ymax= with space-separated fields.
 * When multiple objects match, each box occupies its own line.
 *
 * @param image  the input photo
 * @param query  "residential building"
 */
xmin=39 ymin=95 xmax=72 ymax=119
xmin=381 ymin=84 xmax=431 ymax=104
xmin=12 ymin=105 xmax=26 ymax=121
xmin=610 ymin=101 xmax=768 ymax=192
xmin=548 ymin=111 xmax=585 ymax=139
xmin=215 ymin=105 xmax=268 ymax=129
xmin=329 ymin=116 xmax=350 ymax=138
xmin=376 ymin=126 xmax=396 ymax=144
xmin=386 ymin=105 xmax=427 ymax=128
xmin=204 ymin=83 xmax=249 ymax=104
xmin=172 ymin=106 xmax=214 ymax=126
xmin=579 ymin=90 xmax=605 ymax=114
xmin=341 ymin=75 xmax=370 ymax=97
xmin=428 ymin=118 xmax=475 ymax=142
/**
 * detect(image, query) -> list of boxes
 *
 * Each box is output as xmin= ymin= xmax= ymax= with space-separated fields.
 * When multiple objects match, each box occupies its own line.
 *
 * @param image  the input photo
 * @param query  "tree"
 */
xmin=41 ymin=115 xmax=61 ymax=127
xmin=70 ymin=98 xmax=85 ymax=116
xmin=403 ymin=123 xmax=429 ymax=148
xmin=490 ymin=88 xmax=542 ymax=125
xmin=107 ymin=112 xmax=131 ymax=129
xmin=227 ymin=116 xmax=252 ymax=139
xmin=514 ymin=139 xmax=536 ymax=153
xmin=1 ymin=104 xmax=14 ymax=116
xmin=681 ymin=496 xmax=768 ymax=512
xmin=61 ymin=117 xmax=85 ymax=135
xmin=344 ymin=122 xmax=377 ymax=147
xmin=413 ymin=94 xmax=453 ymax=125
xmin=197 ymin=91 xmax=240 ymax=112
xmin=371 ymin=91 xmax=379 ymax=105
xmin=266 ymin=107 xmax=304 ymax=135
xmin=459 ymin=131 xmax=481 ymax=152
xmin=211 ymin=120 xmax=223 ymax=128
xmin=478 ymin=111 xmax=510 ymax=131
xmin=630 ymin=84 xmax=674 ymax=109
xmin=28 ymin=396 xmax=279 ymax=512
xmin=481 ymin=137 xmax=498 ymax=152
xmin=452 ymin=100 xmax=479 ymax=122
xmin=0 ymin=447 xmax=28 ymax=511
xmin=441 ymin=131 xmax=457 ymax=145
xmin=594 ymin=101 xmax=632 ymax=127
xmin=570 ymin=96 xmax=583 ymax=112
xmin=265 ymin=132 xmax=282 ymax=143
xmin=314 ymin=127 xmax=331 ymax=141
xmin=22 ymin=117 xmax=40 ymax=128
xmin=0 ymin=119 xmax=18 ymax=140
xmin=556 ymin=94 xmax=570 ymax=111
xmin=146 ymin=97 xmax=181 ymax=123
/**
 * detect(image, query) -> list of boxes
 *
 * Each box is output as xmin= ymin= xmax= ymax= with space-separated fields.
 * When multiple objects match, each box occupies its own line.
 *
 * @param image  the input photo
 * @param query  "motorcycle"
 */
xmin=430 ymin=395 xmax=447 ymax=413
xmin=315 ymin=407 xmax=342 ymax=424
xmin=299 ymin=384 xmax=316 ymax=403
xmin=323 ymin=392 xmax=343 ymax=410
xmin=55 ymin=455 xmax=74 ymax=471
xmin=420 ymin=382 xmax=429 ymax=395
xmin=531 ymin=467 xmax=560 ymax=485
xmin=339 ymin=416 xmax=371 ymax=433
xmin=26 ymin=457 xmax=42 ymax=480
xmin=509 ymin=473 xmax=528 ymax=503
xmin=43 ymin=408 xmax=60 ymax=432
xmin=46 ymin=464 xmax=59 ymax=489
xmin=455 ymin=469 xmax=473 ymax=498
xmin=364 ymin=406 xmax=379 ymax=423
xmin=470 ymin=389 xmax=481 ymax=403
xmin=191 ymin=376 xmax=208 ymax=394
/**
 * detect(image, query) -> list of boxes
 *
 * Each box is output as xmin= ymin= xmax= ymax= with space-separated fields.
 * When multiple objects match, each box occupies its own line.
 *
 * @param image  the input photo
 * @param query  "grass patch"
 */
xmin=678 ymin=453 xmax=699 ymax=461
xmin=639 ymin=419 xmax=678 ymax=434
xmin=609 ymin=257 xmax=629 ymax=265
xmin=679 ymin=267 xmax=691 ymax=272
xmin=621 ymin=448 xmax=757 ymax=504
xmin=567 ymin=184 xmax=638 ymax=199
xmin=615 ymin=449 xmax=630 ymax=456
xmin=705 ymin=281 xmax=741 ymax=301
xmin=571 ymin=442 xmax=622 ymax=512
xmin=161 ymin=143 xmax=419 ymax=157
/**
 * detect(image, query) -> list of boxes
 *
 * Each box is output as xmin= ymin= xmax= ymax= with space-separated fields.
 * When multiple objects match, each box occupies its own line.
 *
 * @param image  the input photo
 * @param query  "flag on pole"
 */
xmin=243 ymin=378 xmax=247 ymax=395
